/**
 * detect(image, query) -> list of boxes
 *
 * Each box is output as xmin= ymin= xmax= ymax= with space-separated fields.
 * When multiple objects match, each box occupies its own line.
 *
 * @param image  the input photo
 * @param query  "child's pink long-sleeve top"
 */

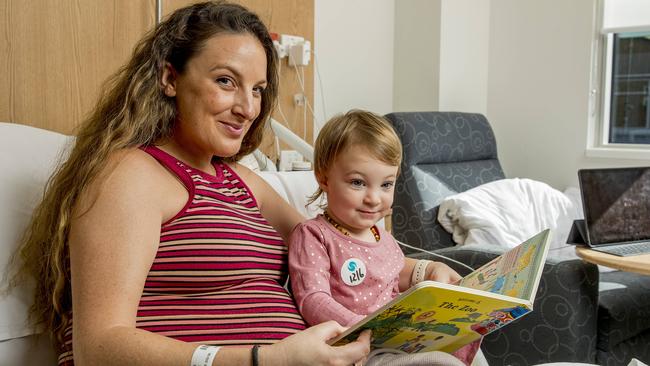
xmin=289 ymin=215 xmax=480 ymax=366
xmin=288 ymin=215 xmax=405 ymax=326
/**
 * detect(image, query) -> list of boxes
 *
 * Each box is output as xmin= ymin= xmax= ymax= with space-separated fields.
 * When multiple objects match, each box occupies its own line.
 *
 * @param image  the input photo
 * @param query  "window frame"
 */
xmin=586 ymin=0 xmax=650 ymax=160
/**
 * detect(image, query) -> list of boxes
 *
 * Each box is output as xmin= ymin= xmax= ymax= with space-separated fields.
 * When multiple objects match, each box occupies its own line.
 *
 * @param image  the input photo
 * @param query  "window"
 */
xmin=588 ymin=0 xmax=650 ymax=159
xmin=608 ymin=32 xmax=650 ymax=144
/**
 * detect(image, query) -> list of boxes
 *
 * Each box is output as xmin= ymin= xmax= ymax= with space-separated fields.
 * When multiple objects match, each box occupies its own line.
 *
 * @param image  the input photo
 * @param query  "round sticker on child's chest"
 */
xmin=341 ymin=258 xmax=367 ymax=286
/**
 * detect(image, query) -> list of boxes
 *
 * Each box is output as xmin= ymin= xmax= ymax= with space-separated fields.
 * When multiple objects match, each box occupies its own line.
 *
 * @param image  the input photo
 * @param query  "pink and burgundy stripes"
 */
xmin=58 ymin=146 xmax=305 ymax=365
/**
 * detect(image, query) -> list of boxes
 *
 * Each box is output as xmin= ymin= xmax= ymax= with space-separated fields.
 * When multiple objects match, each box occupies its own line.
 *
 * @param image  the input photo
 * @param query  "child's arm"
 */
xmin=398 ymin=258 xmax=462 ymax=291
xmin=300 ymin=292 xmax=365 ymax=327
xmin=289 ymin=223 xmax=365 ymax=327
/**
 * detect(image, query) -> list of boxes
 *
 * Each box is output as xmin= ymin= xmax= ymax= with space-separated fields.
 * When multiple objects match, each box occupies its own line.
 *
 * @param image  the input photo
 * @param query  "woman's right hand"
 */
xmin=263 ymin=321 xmax=371 ymax=366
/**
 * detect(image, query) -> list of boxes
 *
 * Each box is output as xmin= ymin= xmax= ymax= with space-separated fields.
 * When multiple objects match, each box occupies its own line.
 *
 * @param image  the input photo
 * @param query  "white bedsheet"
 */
xmin=437 ymin=178 xmax=578 ymax=256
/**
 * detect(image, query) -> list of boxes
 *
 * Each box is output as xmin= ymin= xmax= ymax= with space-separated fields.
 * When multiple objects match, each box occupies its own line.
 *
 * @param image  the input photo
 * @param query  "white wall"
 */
xmin=313 ymin=0 xmax=395 ymax=134
xmin=314 ymin=0 xmax=649 ymax=190
xmin=487 ymin=0 xmax=648 ymax=190
xmin=603 ymin=0 xmax=650 ymax=31
xmin=393 ymin=0 xmax=441 ymax=112
xmin=392 ymin=0 xmax=490 ymax=115
xmin=438 ymin=0 xmax=490 ymax=114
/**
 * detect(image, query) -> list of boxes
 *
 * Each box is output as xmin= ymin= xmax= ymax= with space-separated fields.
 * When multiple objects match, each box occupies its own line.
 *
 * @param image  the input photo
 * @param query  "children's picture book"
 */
xmin=330 ymin=229 xmax=551 ymax=354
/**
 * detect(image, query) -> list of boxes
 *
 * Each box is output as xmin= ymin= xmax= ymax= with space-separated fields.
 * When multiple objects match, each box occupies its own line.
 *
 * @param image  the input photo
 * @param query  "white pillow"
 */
xmin=437 ymin=178 xmax=577 ymax=252
xmin=0 ymin=122 xmax=72 ymax=341
xmin=0 ymin=333 xmax=57 ymax=365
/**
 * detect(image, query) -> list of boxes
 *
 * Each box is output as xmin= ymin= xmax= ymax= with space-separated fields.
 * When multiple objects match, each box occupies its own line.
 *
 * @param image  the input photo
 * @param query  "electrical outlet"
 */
xmin=280 ymin=34 xmax=304 ymax=48
xmin=288 ymin=40 xmax=311 ymax=66
xmin=273 ymin=40 xmax=287 ymax=59
xmin=293 ymin=93 xmax=306 ymax=106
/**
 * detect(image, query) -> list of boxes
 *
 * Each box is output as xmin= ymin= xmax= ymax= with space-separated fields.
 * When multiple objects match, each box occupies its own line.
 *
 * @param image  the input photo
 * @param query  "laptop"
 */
xmin=570 ymin=167 xmax=650 ymax=257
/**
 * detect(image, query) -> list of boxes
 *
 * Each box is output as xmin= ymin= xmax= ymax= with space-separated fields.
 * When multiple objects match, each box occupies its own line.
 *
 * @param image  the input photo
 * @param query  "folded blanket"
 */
xmin=437 ymin=178 xmax=575 ymax=251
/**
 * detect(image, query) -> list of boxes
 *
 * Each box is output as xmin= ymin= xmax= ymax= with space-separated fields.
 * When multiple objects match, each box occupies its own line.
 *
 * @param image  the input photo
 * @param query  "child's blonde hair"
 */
xmin=309 ymin=109 xmax=403 ymax=206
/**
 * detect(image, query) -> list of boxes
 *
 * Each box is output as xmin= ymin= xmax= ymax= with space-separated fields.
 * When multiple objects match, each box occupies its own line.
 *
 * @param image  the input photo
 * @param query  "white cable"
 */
xmin=275 ymin=60 xmax=291 ymax=127
xmin=275 ymin=98 xmax=291 ymax=127
xmin=304 ymin=98 xmax=318 ymax=143
xmin=293 ymin=62 xmax=305 ymax=89
xmin=292 ymin=64 xmax=305 ymax=134
xmin=302 ymin=67 xmax=307 ymax=141
xmin=277 ymin=48 xmax=324 ymax=145
xmin=291 ymin=65 xmax=321 ymax=141
xmin=312 ymin=50 xmax=328 ymax=124
xmin=549 ymin=244 xmax=574 ymax=251
xmin=304 ymin=95 xmax=317 ymax=116
xmin=395 ymin=239 xmax=475 ymax=272
xmin=290 ymin=64 xmax=307 ymax=141
xmin=292 ymin=64 xmax=318 ymax=141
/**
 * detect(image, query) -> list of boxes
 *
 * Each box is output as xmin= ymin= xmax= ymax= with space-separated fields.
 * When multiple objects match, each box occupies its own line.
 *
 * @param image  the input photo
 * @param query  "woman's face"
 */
xmin=164 ymin=33 xmax=267 ymax=160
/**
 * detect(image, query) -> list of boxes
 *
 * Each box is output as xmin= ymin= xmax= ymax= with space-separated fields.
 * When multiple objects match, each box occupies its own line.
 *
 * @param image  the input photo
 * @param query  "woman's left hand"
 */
xmin=425 ymin=261 xmax=462 ymax=284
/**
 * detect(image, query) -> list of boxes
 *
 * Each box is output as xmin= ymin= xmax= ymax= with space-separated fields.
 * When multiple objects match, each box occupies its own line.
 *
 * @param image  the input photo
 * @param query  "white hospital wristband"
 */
xmin=191 ymin=345 xmax=221 ymax=366
xmin=411 ymin=259 xmax=432 ymax=286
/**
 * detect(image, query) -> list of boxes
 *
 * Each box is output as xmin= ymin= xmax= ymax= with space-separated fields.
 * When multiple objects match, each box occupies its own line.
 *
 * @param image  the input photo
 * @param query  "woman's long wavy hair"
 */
xmin=10 ymin=0 xmax=278 ymax=351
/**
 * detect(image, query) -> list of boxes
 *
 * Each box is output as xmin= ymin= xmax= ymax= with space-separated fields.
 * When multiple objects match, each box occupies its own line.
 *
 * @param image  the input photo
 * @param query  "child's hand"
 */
xmin=425 ymin=262 xmax=462 ymax=284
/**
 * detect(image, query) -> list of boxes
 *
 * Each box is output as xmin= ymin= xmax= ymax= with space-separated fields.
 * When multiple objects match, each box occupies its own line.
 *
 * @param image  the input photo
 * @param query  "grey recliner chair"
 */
xmin=385 ymin=112 xmax=650 ymax=366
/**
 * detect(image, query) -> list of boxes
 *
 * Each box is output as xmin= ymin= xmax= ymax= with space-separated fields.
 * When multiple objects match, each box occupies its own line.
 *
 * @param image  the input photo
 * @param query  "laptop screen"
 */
xmin=578 ymin=167 xmax=650 ymax=246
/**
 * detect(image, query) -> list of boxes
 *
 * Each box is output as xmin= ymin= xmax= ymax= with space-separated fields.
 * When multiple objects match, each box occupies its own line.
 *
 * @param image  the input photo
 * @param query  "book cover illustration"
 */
xmin=458 ymin=229 xmax=550 ymax=300
xmin=331 ymin=229 xmax=551 ymax=354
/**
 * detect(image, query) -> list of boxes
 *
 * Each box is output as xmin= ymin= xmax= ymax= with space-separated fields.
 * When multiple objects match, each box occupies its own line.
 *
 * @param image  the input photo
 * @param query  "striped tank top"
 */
xmin=57 ymin=146 xmax=306 ymax=365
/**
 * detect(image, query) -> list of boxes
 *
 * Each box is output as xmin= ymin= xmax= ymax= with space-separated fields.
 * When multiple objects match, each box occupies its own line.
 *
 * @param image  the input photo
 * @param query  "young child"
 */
xmin=288 ymin=110 xmax=480 ymax=365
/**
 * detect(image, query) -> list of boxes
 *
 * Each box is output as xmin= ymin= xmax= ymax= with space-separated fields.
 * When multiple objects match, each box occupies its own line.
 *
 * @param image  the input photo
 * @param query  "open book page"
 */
xmin=458 ymin=229 xmax=551 ymax=301
xmin=330 ymin=229 xmax=551 ymax=353
xmin=332 ymin=282 xmax=530 ymax=353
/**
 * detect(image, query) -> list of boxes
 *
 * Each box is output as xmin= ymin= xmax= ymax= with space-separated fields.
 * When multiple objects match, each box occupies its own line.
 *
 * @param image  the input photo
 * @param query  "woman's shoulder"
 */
xmin=228 ymin=161 xmax=258 ymax=186
xmin=81 ymin=148 xmax=181 ymax=208
xmin=111 ymin=147 xmax=161 ymax=169
xmin=227 ymin=162 xmax=273 ymax=204
xmin=99 ymin=148 xmax=170 ymax=186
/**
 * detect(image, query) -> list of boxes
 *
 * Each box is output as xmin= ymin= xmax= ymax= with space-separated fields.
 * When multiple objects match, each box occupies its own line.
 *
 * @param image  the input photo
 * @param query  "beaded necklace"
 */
xmin=322 ymin=211 xmax=381 ymax=242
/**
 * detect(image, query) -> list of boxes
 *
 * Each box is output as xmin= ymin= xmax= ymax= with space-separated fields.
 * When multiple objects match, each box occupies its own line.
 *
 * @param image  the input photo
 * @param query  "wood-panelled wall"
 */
xmin=0 ymin=1 xmax=155 ymax=133
xmin=0 ymin=0 xmax=313 ymax=160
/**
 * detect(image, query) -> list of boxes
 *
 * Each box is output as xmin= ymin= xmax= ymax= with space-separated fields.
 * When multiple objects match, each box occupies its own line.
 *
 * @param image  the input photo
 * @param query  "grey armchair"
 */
xmin=385 ymin=112 xmax=650 ymax=366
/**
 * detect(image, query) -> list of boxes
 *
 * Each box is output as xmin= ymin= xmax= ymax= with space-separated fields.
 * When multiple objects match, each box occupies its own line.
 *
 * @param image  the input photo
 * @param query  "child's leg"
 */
xmin=453 ymin=340 xmax=482 ymax=366
xmin=470 ymin=349 xmax=489 ymax=366
xmin=365 ymin=350 xmax=466 ymax=366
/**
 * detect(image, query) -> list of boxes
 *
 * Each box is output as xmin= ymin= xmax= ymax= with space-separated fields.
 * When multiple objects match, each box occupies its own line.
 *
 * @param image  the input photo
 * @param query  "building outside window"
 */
xmin=608 ymin=32 xmax=650 ymax=145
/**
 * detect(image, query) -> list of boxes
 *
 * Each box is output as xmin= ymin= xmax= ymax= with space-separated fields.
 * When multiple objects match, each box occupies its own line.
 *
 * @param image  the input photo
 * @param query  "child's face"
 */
xmin=319 ymin=145 xmax=399 ymax=238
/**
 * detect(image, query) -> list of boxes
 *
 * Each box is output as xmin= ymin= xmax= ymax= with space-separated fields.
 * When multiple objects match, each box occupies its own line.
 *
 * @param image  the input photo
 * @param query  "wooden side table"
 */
xmin=575 ymin=246 xmax=650 ymax=275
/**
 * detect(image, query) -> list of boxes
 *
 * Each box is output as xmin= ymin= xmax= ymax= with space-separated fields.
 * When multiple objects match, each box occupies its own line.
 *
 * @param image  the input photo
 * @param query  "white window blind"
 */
xmin=602 ymin=0 xmax=650 ymax=33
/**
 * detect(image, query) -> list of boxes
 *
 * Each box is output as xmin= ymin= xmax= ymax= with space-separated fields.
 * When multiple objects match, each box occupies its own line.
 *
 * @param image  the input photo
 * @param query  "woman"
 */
xmin=13 ymin=1 xmax=369 ymax=365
